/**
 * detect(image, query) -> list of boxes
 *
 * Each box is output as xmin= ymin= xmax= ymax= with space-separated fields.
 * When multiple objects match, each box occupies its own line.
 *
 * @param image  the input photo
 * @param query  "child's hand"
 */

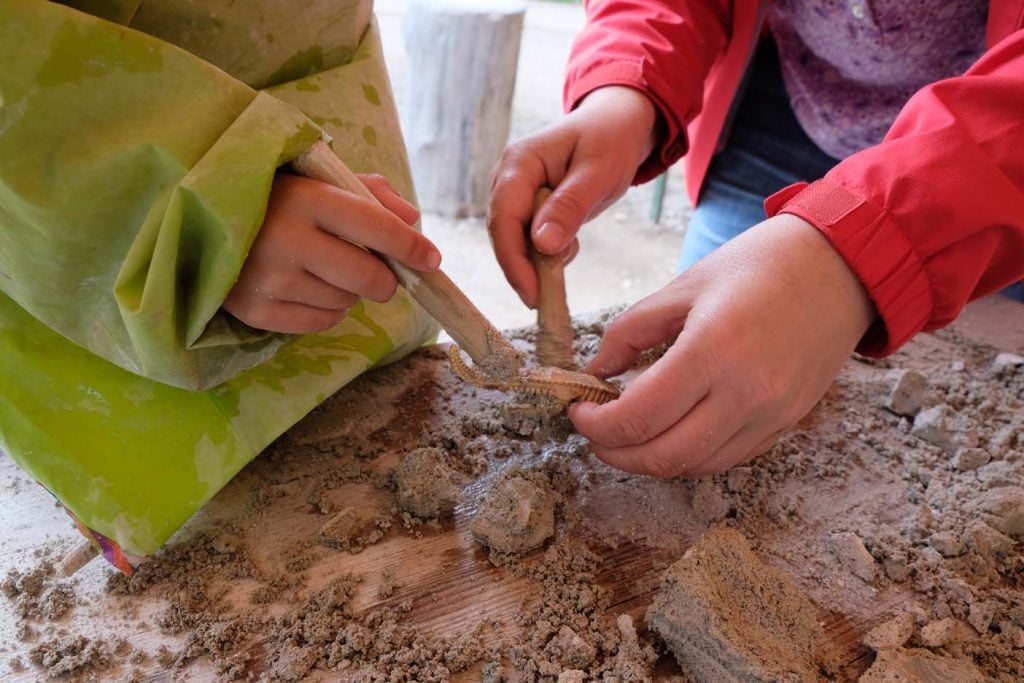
xmin=488 ymin=86 xmax=658 ymax=308
xmin=224 ymin=174 xmax=441 ymax=333
xmin=568 ymin=214 xmax=876 ymax=478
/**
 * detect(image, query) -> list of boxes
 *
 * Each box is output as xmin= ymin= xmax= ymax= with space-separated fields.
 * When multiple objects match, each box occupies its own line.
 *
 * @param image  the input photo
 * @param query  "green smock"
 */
xmin=0 ymin=0 xmax=437 ymax=568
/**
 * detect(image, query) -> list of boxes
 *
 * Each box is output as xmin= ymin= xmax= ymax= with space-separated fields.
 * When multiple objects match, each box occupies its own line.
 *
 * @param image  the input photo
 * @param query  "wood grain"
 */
xmin=1 ymin=298 xmax=1022 ymax=681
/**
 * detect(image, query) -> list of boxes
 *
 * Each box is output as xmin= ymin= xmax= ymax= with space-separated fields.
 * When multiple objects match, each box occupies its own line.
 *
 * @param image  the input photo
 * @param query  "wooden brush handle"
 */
xmin=292 ymin=141 xmax=522 ymax=378
xmin=530 ymin=188 xmax=576 ymax=370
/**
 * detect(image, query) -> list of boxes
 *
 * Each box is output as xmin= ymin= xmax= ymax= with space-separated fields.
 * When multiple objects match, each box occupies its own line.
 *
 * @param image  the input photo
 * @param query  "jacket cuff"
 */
xmin=564 ymin=60 xmax=686 ymax=184
xmin=764 ymin=179 xmax=935 ymax=356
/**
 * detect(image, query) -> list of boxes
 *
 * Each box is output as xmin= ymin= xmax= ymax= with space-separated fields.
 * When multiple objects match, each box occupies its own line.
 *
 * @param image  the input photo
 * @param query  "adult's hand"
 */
xmin=488 ymin=86 xmax=659 ymax=308
xmin=224 ymin=174 xmax=440 ymax=333
xmin=570 ymin=214 xmax=876 ymax=477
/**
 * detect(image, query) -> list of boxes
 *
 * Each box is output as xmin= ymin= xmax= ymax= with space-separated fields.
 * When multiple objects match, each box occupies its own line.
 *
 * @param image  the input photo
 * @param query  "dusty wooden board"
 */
xmin=0 ymin=297 xmax=1021 ymax=681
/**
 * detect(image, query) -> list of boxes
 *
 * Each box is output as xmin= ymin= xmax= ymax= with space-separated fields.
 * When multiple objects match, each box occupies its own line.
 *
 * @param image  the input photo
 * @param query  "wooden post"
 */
xmin=402 ymin=0 xmax=526 ymax=218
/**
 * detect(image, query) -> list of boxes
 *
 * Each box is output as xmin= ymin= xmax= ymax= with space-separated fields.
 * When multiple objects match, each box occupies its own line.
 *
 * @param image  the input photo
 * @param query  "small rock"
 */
xmin=928 ymin=530 xmax=964 ymax=558
xmin=990 ymin=425 xmax=1020 ymax=458
xmin=953 ymin=447 xmax=990 ymax=472
xmin=886 ymin=370 xmax=927 ymax=416
xmin=549 ymin=626 xmax=596 ymax=668
xmin=920 ymin=618 xmax=961 ymax=648
xmin=975 ymin=460 xmax=1020 ymax=487
xmin=883 ymin=558 xmax=911 ymax=583
xmin=951 ymin=360 xmax=966 ymax=372
xmin=918 ymin=546 xmax=944 ymax=567
xmin=916 ymin=504 xmax=936 ymax=533
xmin=992 ymin=352 xmax=1024 ymax=374
xmin=319 ymin=508 xmax=368 ymax=549
xmin=974 ymin=487 xmax=1024 ymax=538
xmin=968 ymin=601 xmax=997 ymax=635
xmin=557 ymin=671 xmax=585 ymax=683
xmin=963 ymin=521 xmax=1015 ymax=556
xmin=911 ymin=406 xmax=956 ymax=453
xmin=829 ymin=531 xmax=877 ymax=582
xmin=691 ymin=479 xmax=730 ymax=522
xmin=647 ymin=529 xmax=823 ymax=682
xmin=471 ymin=476 xmax=556 ymax=554
xmin=396 ymin=447 xmax=460 ymax=519
xmin=725 ymin=467 xmax=753 ymax=493
xmin=481 ymin=661 xmax=506 ymax=683
xmin=860 ymin=648 xmax=986 ymax=682
xmin=1000 ymin=621 xmax=1024 ymax=649
xmin=863 ymin=612 xmax=915 ymax=650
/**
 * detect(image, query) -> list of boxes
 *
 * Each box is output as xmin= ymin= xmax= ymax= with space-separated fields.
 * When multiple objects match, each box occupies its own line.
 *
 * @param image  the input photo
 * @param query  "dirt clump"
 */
xmin=1 ymin=561 xmax=75 ymax=622
xmin=396 ymin=446 xmax=461 ymax=519
xmin=885 ymin=369 xmax=928 ymax=416
xmin=863 ymin=612 xmax=916 ymax=650
xmin=472 ymin=474 xmax=558 ymax=553
xmin=28 ymin=633 xmax=114 ymax=678
xmin=859 ymin=647 xmax=987 ymax=682
xmin=6 ymin=310 xmax=1023 ymax=681
xmin=647 ymin=528 xmax=824 ymax=683
xmin=499 ymin=540 xmax=657 ymax=680
xmin=828 ymin=531 xmax=878 ymax=583
xmin=319 ymin=506 xmax=386 ymax=552
xmin=263 ymin=573 xmax=490 ymax=680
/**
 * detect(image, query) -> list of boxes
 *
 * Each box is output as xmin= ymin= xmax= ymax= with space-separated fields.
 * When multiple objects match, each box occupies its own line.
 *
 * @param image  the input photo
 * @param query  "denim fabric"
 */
xmin=680 ymin=40 xmax=1024 ymax=303
xmin=680 ymin=40 xmax=839 ymax=269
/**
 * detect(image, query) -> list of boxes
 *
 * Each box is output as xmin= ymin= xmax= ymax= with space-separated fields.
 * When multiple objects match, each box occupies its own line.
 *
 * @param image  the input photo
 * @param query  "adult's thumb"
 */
xmin=584 ymin=280 xmax=693 ymax=378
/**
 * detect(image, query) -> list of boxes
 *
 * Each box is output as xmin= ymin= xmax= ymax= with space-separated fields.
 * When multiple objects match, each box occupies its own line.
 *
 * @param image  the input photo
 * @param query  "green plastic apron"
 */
xmin=0 ymin=0 xmax=437 ymax=571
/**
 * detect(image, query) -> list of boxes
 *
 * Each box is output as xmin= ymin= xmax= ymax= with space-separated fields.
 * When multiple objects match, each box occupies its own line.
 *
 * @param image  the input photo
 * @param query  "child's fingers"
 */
xmin=230 ymin=267 xmax=360 ymax=311
xmin=530 ymin=161 xmax=617 ymax=255
xmin=309 ymin=184 xmax=441 ymax=272
xmin=278 ymin=272 xmax=360 ymax=311
xmin=225 ymin=296 xmax=346 ymax=334
xmin=488 ymin=149 xmax=552 ymax=308
xmin=488 ymin=211 xmax=537 ymax=308
xmin=358 ymin=174 xmax=421 ymax=226
xmin=302 ymin=230 xmax=400 ymax=303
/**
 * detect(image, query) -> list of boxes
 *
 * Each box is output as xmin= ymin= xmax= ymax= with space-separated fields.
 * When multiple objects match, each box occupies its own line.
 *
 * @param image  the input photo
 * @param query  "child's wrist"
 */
xmin=577 ymin=85 xmax=659 ymax=159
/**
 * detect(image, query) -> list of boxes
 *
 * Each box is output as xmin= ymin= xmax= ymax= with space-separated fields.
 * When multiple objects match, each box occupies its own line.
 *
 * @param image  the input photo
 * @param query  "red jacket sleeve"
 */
xmin=564 ymin=0 xmax=731 ymax=182
xmin=766 ymin=29 xmax=1024 ymax=357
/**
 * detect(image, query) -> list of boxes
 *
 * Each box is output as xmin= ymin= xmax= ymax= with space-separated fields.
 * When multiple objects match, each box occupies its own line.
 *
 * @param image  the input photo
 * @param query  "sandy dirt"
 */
xmin=1 ymin=301 xmax=1021 ymax=681
xmin=2 ymin=2 xmax=1023 ymax=681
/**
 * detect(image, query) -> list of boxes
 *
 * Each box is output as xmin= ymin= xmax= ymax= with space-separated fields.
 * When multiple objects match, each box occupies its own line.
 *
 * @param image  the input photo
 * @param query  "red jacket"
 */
xmin=565 ymin=0 xmax=1024 ymax=355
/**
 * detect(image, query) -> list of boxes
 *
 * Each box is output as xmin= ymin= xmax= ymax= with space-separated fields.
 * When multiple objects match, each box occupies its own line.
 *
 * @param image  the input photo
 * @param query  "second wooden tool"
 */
xmin=291 ymin=141 xmax=523 ymax=380
xmin=530 ymin=188 xmax=577 ymax=370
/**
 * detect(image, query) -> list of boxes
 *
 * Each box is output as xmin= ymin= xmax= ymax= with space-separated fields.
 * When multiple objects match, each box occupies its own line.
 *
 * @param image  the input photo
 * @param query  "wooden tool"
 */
xmin=292 ymin=141 xmax=524 ymax=380
xmin=59 ymin=539 xmax=98 ymax=576
xmin=530 ymin=188 xmax=577 ymax=370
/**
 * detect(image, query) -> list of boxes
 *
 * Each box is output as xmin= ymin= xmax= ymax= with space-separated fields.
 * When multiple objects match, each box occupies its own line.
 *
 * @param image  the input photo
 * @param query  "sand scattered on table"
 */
xmin=396 ymin=446 xmax=461 ymax=519
xmin=2 ymin=310 xmax=1022 ymax=681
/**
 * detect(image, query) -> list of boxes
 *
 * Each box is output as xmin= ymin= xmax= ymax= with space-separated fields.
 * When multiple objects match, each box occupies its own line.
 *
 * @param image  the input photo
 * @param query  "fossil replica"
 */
xmin=448 ymin=345 xmax=619 ymax=405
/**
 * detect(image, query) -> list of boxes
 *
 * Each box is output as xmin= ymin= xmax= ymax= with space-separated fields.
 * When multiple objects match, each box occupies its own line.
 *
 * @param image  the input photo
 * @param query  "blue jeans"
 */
xmin=680 ymin=40 xmax=1024 ymax=303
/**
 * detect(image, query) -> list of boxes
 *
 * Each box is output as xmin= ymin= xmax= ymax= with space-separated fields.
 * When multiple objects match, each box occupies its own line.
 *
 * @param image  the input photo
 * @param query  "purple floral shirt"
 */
xmin=768 ymin=0 xmax=988 ymax=158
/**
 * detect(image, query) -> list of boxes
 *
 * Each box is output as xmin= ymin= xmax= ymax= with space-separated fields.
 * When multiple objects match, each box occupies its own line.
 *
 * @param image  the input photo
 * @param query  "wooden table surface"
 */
xmin=1 ymin=296 xmax=1021 ymax=681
